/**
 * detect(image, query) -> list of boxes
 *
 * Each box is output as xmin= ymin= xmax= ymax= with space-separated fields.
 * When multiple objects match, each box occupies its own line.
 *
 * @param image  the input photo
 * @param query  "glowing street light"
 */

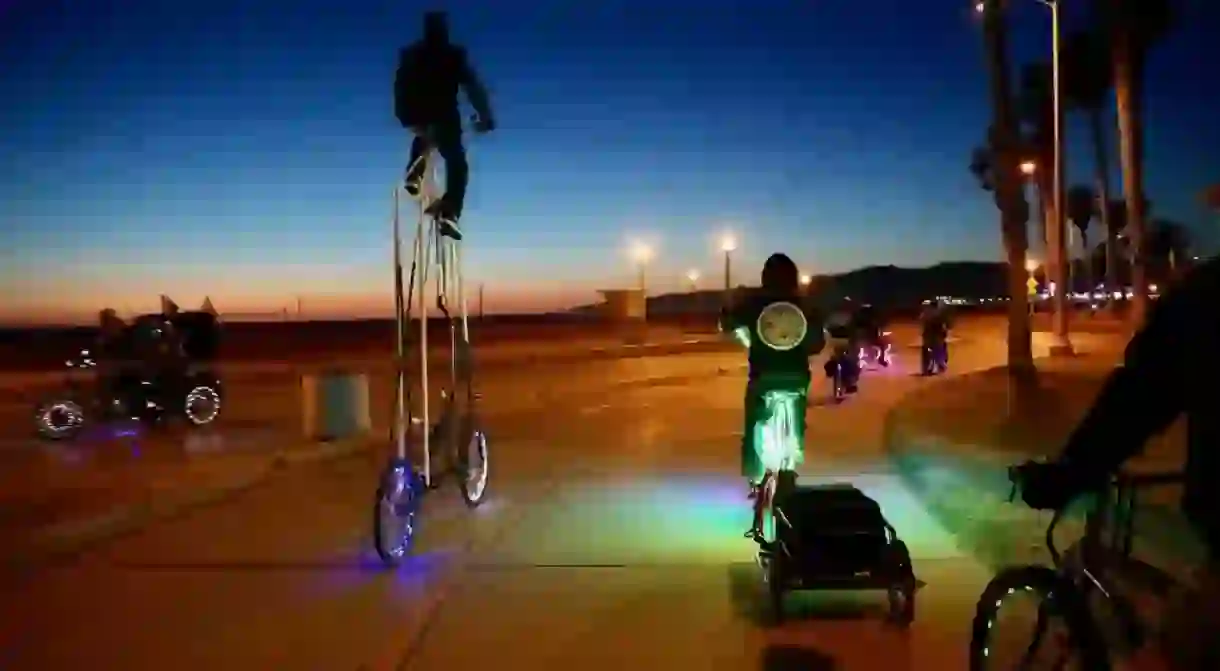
xmin=686 ymin=269 xmax=700 ymax=290
xmin=629 ymin=241 xmax=653 ymax=293
xmin=719 ymin=233 xmax=737 ymax=296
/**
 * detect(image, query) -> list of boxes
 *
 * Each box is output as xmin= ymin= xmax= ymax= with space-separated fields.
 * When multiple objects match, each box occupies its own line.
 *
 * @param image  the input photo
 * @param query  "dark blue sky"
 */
xmin=1 ymin=0 xmax=1216 ymax=321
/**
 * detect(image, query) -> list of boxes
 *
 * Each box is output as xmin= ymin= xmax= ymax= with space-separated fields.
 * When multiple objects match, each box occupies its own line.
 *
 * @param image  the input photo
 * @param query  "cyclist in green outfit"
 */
xmin=719 ymin=253 xmax=825 ymax=496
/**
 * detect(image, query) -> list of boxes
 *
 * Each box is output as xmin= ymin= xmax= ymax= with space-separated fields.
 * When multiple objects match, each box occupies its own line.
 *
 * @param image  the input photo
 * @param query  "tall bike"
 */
xmin=374 ymin=123 xmax=491 ymax=565
xmin=969 ymin=465 xmax=1184 ymax=670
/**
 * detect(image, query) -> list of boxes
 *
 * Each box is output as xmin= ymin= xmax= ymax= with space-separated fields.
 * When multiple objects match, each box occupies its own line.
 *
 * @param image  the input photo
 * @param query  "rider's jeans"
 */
xmin=408 ymin=122 xmax=469 ymax=218
xmin=740 ymin=374 xmax=809 ymax=482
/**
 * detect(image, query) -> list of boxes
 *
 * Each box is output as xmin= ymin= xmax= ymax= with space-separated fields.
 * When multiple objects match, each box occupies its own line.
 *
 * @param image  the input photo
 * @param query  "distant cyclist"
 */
xmin=824 ymin=301 xmax=861 ymax=391
xmin=719 ymin=254 xmax=825 ymax=496
xmin=1015 ymin=254 xmax=1220 ymax=670
xmin=919 ymin=299 xmax=951 ymax=371
xmin=394 ymin=11 xmax=496 ymax=241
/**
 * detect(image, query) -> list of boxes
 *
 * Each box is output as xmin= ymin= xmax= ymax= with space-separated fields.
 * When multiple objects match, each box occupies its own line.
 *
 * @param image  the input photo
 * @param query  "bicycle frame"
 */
xmin=1025 ymin=470 xmax=1186 ymax=656
xmin=750 ymin=390 xmax=803 ymax=542
xmin=392 ymin=135 xmax=474 ymax=488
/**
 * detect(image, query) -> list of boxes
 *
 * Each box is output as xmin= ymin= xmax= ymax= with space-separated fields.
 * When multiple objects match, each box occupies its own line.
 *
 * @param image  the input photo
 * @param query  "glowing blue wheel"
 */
xmin=374 ymin=458 xmax=423 ymax=565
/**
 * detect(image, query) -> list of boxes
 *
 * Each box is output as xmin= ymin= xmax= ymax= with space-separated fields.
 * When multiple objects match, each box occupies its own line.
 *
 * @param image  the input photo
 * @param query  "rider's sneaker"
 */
xmin=425 ymin=201 xmax=464 ymax=240
xmin=404 ymin=177 xmax=421 ymax=198
xmin=404 ymin=168 xmax=424 ymax=198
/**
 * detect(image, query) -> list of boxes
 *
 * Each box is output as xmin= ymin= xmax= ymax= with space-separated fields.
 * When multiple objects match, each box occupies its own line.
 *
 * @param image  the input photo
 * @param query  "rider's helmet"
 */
xmin=761 ymin=253 xmax=799 ymax=293
xmin=423 ymin=10 xmax=450 ymax=44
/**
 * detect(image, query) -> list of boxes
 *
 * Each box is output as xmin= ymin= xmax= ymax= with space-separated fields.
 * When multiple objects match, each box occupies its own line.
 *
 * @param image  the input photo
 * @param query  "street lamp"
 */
xmin=720 ymin=234 xmax=737 ymax=294
xmin=978 ymin=0 xmax=1070 ymax=353
xmin=629 ymin=242 xmax=653 ymax=293
xmin=686 ymin=269 xmax=700 ymax=291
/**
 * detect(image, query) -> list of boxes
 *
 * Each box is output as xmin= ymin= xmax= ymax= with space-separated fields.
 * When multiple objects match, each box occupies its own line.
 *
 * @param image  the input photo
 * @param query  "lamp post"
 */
xmin=720 ymin=234 xmax=737 ymax=300
xmin=686 ymin=269 xmax=700 ymax=292
xmin=978 ymin=0 xmax=1070 ymax=355
xmin=629 ymin=242 xmax=653 ymax=293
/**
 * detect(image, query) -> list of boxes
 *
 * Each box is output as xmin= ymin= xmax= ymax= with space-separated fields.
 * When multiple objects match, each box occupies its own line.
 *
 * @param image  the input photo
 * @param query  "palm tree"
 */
xmin=1102 ymin=199 xmax=1133 ymax=298
xmin=973 ymin=1 xmax=1035 ymax=380
xmin=1017 ymin=63 xmax=1054 ymax=246
xmin=1066 ymin=185 xmax=1097 ymax=292
xmin=1148 ymin=219 xmax=1191 ymax=282
xmin=1062 ymin=29 xmax=1118 ymax=307
xmin=1090 ymin=0 xmax=1174 ymax=324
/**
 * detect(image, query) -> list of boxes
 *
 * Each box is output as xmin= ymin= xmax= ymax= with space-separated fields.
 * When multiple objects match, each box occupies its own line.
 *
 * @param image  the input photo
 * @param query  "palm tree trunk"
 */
xmin=1078 ymin=230 xmax=1090 ymax=305
xmin=1113 ymin=35 xmax=1149 ymax=324
xmin=1089 ymin=110 xmax=1118 ymax=311
xmin=980 ymin=1 xmax=1035 ymax=383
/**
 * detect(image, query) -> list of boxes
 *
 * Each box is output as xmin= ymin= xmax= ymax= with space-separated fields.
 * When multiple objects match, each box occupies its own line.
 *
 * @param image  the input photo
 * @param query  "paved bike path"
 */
xmin=0 ymin=338 xmax=1017 ymax=670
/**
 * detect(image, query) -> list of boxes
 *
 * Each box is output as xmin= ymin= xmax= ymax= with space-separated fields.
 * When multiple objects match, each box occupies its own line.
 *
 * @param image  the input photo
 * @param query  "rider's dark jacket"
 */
xmin=394 ymin=40 xmax=476 ymax=128
xmin=721 ymin=291 xmax=825 ymax=380
xmin=1059 ymin=255 xmax=1220 ymax=561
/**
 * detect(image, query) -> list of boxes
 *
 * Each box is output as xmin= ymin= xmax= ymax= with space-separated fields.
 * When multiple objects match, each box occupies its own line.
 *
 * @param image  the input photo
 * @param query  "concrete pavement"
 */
xmin=0 ymin=331 xmax=1053 ymax=670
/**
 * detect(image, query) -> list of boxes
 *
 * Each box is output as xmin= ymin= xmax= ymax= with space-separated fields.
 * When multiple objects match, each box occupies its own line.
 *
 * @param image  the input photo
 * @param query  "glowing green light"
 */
xmin=756 ymin=390 xmax=803 ymax=473
xmin=733 ymin=326 xmax=751 ymax=348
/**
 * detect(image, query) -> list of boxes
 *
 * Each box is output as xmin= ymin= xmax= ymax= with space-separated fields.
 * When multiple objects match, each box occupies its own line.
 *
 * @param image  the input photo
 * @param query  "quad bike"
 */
xmin=35 ymin=311 xmax=224 ymax=440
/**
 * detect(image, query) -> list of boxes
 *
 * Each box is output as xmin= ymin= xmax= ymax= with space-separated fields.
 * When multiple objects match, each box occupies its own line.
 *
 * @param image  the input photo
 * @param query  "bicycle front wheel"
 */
xmin=969 ymin=565 xmax=1109 ymax=671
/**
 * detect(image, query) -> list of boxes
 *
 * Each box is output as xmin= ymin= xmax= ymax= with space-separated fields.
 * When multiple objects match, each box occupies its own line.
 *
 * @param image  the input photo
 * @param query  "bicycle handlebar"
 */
xmin=1007 ymin=465 xmax=1067 ymax=566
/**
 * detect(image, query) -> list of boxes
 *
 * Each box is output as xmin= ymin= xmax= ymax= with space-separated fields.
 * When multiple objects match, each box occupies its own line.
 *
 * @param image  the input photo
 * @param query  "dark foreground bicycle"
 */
xmin=969 ymin=465 xmax=1184 ymax=670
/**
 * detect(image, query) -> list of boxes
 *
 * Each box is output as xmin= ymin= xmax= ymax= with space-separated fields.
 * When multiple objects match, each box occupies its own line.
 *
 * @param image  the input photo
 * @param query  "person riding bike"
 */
xmin=94 ymin=309 xmax=137 ymax=414
xmin=1014 ymin=255 xmax=1220 ymax=670
xmin=394 ymin=11 xmax=496 ymax=241
xmin=853 ymin=303 xmax=890 ymax=365
xmin=719 ymin=253 xmax=825 ymax=496
xmin=824 ymin=302 xmax=861 ymax=391
xmin=919 ymin=299 xmax=951 ymax=370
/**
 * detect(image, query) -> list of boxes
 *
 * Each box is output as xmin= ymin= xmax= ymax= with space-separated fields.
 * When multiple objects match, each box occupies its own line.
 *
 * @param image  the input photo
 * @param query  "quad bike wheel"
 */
xmin=184 ymin=385 xmax=221 ymax=426
xmin=35 ymin=399 xmax=87 ymax=440
xmin=885 ymin=540 xmax=917 ymax=627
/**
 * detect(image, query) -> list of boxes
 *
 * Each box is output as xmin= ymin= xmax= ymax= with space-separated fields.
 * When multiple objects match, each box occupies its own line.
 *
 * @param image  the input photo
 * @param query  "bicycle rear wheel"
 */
xmin=969 ymin=565 xmax=1109 ymax=671
xmin=458 ymin=422 xmax=490 ymax=508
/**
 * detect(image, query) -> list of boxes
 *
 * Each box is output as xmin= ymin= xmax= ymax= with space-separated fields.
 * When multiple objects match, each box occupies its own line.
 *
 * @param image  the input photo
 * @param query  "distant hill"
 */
xmin=574 ymin=261 xmax=1008 ymax=316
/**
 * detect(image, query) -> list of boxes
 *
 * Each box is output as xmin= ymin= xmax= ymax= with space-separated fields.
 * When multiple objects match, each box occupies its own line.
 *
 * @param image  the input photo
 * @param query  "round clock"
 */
xmin=756 ymin=301 xmax=808 ymax=351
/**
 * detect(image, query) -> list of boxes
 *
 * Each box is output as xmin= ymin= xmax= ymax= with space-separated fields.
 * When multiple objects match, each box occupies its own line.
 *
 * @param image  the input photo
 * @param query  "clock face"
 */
xmin=756 ymin=301 xmax=807 ymax=351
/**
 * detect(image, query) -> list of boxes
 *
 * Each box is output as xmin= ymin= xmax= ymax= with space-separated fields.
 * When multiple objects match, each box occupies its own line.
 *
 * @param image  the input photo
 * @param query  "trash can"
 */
xmin=301 ymin=371 xmax=371 ymax=441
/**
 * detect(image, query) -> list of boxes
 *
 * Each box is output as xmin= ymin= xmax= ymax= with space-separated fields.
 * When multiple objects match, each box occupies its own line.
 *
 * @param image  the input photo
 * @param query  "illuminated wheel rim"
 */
xmin=37 ymin=400 xmax=85 ymax=438
xmin=185 ymin=386 xmax=220 ymax=425
xmin=375 ymin=467 xmax=417 ymax=562
xmin=970 ymin=567 xmax=1102 ymax=670
xmin=462 ymin=430 xmax=489 ymax=506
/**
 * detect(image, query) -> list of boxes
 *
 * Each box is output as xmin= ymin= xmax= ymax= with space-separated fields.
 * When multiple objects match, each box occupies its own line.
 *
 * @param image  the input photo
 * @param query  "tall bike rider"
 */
xmin=394 ymin=10 xmax=496 ymax=241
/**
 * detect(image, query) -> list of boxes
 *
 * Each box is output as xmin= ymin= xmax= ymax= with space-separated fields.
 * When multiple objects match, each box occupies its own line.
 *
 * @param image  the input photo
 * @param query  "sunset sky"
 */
xmin=2 ymin=0 xmax=1217 ymax=324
